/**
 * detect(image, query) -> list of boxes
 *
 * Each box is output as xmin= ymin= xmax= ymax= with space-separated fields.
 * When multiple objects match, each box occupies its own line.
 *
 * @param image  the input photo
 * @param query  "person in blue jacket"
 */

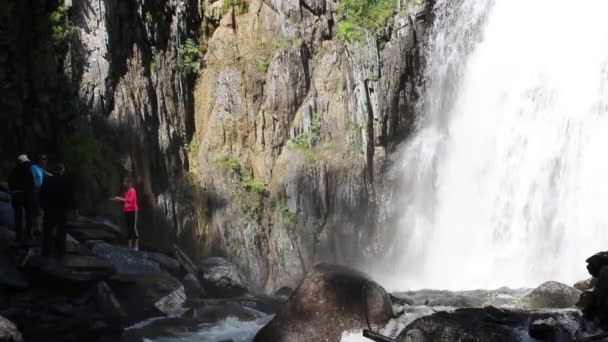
xmin=31 ymin=154 xmax=52 ymax=234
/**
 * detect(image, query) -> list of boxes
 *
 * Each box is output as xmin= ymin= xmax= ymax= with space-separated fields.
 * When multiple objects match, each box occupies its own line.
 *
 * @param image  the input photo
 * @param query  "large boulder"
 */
xmin=108 ymin=272 xmax=186 ymax=322
xmin=140 ymin=251 xmax=181 ymax=276
xmin=95 ymin=282 xmax=128 ymax=325
xmin=183 ymin=273 xmax=204 ymax=300
xmin=0 ymin=316 xmax=22 ymax=342
xmin=198 ymin=257 xmax=249 ymax=298
xmin=90 ymin=242 xmax=161 ymax=276
xmin=518 ymin=281 xmax=581 ymax=309
xmin=586 ymin=252 xmax=608 ymax=278
xmin=398 ymin=307 xmax=582 ymax=342
xmin=66 ymin=217 xmax=125 ymax=243
xmin=253 ymin=263 xmax=393 ymax=342
xmin=574 ymin=278 xmax=596 ymax=292
xmin=31 ymin=255 xmax=116 ymax=283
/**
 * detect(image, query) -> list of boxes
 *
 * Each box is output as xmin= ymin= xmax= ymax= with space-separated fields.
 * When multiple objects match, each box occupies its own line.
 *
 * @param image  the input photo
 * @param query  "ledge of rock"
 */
xmin=254 ymin=263 xmax=393 ymax=342
xmin=0 ymin=316 xmax=22 ymax=342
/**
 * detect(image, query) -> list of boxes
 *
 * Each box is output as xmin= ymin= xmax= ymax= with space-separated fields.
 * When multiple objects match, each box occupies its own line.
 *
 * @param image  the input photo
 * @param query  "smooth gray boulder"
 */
xmin=518 ymin=281 xmax=581 ymax=309
xmin=198 ymin=257 xmax=249 ymax=298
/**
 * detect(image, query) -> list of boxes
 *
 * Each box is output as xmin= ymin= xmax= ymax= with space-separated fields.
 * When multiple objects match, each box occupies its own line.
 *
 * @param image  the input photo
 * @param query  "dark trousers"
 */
xmin=42 ymin=209 xmax=67 ymax=256
xmin=124 ymin=211 xmax=138 ymax=239
xmin=11 ymin=192 xmax=33 ymax=242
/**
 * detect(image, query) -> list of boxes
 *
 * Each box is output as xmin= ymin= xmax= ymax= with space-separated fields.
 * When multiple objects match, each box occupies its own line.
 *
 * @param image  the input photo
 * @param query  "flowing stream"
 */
xmin=381 ymin=0 xmax=608 ymax=291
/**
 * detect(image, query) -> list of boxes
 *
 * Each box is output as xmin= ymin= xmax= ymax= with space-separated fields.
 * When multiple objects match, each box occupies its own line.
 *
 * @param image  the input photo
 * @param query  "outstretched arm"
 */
xmin=111 ymin=196 xmax=127 ymax=202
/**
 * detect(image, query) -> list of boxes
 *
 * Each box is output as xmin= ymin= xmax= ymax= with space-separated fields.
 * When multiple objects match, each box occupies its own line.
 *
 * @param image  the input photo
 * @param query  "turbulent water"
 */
xmin=382 ymin=0 xmax=608 ymax=291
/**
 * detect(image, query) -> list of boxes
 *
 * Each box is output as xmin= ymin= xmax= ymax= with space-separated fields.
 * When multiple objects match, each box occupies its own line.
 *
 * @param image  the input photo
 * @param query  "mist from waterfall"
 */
xmin=381 ymin=0 xmax=608 ymax=290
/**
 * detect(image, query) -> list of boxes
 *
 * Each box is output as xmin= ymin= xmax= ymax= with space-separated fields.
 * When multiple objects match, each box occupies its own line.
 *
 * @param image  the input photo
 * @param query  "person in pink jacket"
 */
xmin=111 ymin=177 xmax=139 ymax=251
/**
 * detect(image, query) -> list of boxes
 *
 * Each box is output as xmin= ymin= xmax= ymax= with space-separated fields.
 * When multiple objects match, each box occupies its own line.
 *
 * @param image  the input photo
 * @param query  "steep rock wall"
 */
xmin=191 ymin=0 xmax=434 ymax=291
xmin=0 ymin=0 xmax=201 ymax=250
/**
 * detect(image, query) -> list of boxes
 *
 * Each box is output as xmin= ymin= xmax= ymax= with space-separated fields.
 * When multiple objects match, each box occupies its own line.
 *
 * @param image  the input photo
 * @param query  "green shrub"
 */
xmin=337 ymin=0 xmax=397 ymax=42
xmin=240 ymin=174 xmax=268 ymax=194
xmin=281 ymin=206 xmax=298 ymax=226
xmin=213 ymin=155 xmax=267 ymax=194
xmin=178 ymin=39 xmax=201 ymax=76
xmin=289 ymin=112 xmax=321 ymax=150
xmin=49 ymin=5 xmax=72 ymax=45
xmin=255 ymin=57 xmax=269 ymax=72
xmin=222 ymin=0 xmax=249 ymax=15
xmin=213 ymin=155 xmax=241 ymax=175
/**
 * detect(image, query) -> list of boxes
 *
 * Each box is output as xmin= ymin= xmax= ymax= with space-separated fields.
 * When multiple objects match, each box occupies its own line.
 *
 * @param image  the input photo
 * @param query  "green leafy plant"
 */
xmin=336 ymin=0 xmax=397 ymax=42
xmin=222 ymin=0 xmax=249 ymax=15
xmin=255 ymin=57 xmax=269 ymax=72
xmin=213 ymin=155 xmax=241 ymax=175
xmin=290 ymin=112 xmax=322 ymax=150
xmin=178 ymin=38 xmax=201 ymax=76
xmin=240 ymin=174 xmax=267 ymax=194
xmin=281 ymin=206 xmax=299 ymax=226
xmin=213 ymin=155 xmax=268 ymax=194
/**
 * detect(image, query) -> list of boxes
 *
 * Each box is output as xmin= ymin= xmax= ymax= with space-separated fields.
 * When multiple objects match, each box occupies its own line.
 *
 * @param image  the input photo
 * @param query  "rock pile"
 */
xmin=0 ymin=216 xmax=277 ymax=341
xmin=577 ymin=251 xmax=608 ymax=326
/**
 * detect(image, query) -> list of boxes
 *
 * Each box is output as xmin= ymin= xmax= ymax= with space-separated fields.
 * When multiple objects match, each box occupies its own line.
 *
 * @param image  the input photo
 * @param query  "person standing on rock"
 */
xmin=111 ymin=177 xmax=139 ymax=251
xmin=31 ymin=154 xmax=52 ymax=236
xmin=8 ymin=155 xmax=35 ymax=244
xmin=40 ymin=164 xmax=74 ymax=257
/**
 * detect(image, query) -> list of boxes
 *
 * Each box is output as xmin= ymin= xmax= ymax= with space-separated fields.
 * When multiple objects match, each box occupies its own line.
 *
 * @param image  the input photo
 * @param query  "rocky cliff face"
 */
xmin=1 ymin=0 xmax=201 ymax=249
xmin=1 ymin=0 xmax=434 ymax=293
xmin=190 ymin=0 xmax=434 ymax=292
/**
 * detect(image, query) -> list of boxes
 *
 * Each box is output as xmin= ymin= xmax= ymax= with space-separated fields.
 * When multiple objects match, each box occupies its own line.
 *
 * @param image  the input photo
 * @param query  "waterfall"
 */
xmin=383 ymin=0 xmax=608 ymax=290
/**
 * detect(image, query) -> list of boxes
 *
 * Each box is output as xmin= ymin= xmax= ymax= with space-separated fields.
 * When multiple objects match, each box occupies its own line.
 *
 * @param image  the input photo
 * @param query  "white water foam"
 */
xmin=381 ymin=0 xmax=608 ymax=291
xmin=144 ymin=315 xmax=273 ymax=342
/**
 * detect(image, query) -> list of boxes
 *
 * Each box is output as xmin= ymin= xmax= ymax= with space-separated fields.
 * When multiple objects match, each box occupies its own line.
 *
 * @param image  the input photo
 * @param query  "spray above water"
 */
xmin=383 ymin=0 xmax=608 ymax=290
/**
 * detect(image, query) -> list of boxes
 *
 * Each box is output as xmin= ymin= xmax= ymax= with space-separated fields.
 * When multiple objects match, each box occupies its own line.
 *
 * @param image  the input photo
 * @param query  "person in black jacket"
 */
xmin=40 ymin=163 xmax=74 ymax=257
xmin=8 ymin=155 xmax=35 ymax=244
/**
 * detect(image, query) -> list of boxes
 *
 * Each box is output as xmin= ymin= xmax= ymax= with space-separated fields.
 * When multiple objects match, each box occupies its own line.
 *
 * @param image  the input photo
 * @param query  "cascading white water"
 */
xmin=383 ymin=0 xmax=608 ymax=291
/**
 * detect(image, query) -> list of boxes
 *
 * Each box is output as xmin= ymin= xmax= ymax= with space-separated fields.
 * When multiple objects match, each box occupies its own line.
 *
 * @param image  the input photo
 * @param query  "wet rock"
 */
xmin=109 ymin=272 xmax=185 ymax=322
xmin=274 ymin=286 xmax=293 ymax=299
xmin=66 ymin=217 xmax=125 ymax=243
xmin=0 ymin=316 xmax=22 ymax=342
xmin=198 ymin=257 xmax=249 ymax=298
xmin=0 ymin=192 xmax=13 ymax=228
xmin=0 ymin=228 xmax=28 ymax=288
xmin=96 ymin=282 xmax=128 ymax=325
xmin=121 ymin=317 xmax=196 ymax=342
xmin=254 ymin=263 xmax=393 ymax=342
xmin=90 ymin=242 xmax=161 ymax=276
xmin=518 ymin=281 xmax=581 ymax=309
xmin=575 ymin=278 xmax=597 ymax=292
xmin=581 ymin=262 xmax=608 ymax=326
xmin=0 ymin=289 xmax=115 ymax=342
xmin=529 ymin=317 xmax=569 ymax=340
xmin=577 ymin=290 xmax=595 ymax=313
xmin=397 ymin=307 xmax=583 ymax=342
xmin=141 ymin=251 xmax=181 ymax=276
xmin=184 ymin=303 xmax=262 ymax=323
xmin=183 ymin=273 xmax=204 ymax=300
xmin=30 ymin=255 xmax=116 ymax=283
xmin=173 ymin=245 xmax=198 ymax=276
xmin=586 ymin=252 xmax=608 ymax=278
